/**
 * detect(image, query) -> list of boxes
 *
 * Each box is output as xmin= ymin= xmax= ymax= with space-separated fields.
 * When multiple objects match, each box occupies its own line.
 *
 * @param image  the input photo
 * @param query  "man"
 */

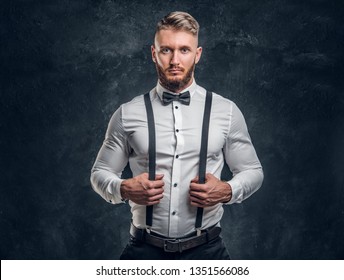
xmin=91 ymin=11 xmax=263 ymax=260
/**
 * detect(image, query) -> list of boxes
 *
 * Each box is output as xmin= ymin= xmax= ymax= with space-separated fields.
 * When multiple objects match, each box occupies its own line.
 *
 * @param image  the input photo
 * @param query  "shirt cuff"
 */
xmin=225 ymin=179 xmax=242 ymax=204
xmin=106 ymin=179 xmax=125 ymax=204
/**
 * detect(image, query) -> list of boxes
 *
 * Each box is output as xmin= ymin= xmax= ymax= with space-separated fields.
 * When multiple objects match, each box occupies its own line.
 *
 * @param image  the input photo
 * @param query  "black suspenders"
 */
xmin=143 ymin=93 xmax=156 ymax=228
xmin=144 ymin=90 xmax=213 ymax=232
xmin=195 ymin=90 xmax=213 ymax=230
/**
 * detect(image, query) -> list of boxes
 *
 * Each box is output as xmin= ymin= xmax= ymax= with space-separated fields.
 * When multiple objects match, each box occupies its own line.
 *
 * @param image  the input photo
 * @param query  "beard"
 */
xmin=156 ymin=62 xmax=195 ymax=93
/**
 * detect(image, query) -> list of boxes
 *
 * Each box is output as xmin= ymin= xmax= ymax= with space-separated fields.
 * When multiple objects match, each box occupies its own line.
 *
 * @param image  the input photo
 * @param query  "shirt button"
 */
xmin=173 ymin=183 xmax=177 ymax=187
xmin=175 ymin=106 xmax=179 ymax=109
xmin=176 ymin=129 xmax=179 ymax=133
xmin=172 ymin=211 xmax=176 ymax=215
xmin=176 ymin=155 xmax=179 ymax=159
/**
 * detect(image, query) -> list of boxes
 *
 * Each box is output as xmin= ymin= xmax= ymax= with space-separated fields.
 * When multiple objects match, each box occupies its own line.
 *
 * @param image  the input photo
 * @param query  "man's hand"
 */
xmin=120 ymin=173 xmax=164 ymax=205
xmin=189 ymin=173 xmax=232 ymax=207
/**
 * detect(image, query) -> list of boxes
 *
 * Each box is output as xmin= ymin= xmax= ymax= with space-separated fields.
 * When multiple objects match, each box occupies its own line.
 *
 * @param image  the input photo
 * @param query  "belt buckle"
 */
xmin=164 ymin=239 xmax=182 ymax=253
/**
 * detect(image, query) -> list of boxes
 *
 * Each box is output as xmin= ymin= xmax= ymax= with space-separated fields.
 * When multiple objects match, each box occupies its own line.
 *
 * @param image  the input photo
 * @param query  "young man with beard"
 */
xmin=91 ymin=11 xmax=263 ymax=260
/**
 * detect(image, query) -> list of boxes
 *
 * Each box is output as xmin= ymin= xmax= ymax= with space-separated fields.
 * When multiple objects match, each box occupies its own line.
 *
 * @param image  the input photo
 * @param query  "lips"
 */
xmin=168 ymin=68 xmax=184 ymax=74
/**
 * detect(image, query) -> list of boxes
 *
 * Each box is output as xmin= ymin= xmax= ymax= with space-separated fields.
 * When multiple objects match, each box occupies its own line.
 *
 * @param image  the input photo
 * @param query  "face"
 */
xmin=151 ymin=29 xmax=202 ymax=93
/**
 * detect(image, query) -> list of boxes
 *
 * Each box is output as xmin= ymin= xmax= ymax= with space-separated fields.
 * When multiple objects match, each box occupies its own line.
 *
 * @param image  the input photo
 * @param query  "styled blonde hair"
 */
xmin=156 ymin=11 xmax=200 ymax=37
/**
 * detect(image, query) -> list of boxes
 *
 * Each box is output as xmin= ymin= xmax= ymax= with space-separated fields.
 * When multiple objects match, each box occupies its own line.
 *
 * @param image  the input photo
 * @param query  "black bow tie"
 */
xmin=162 ymin=91 xmax=191 ymax=106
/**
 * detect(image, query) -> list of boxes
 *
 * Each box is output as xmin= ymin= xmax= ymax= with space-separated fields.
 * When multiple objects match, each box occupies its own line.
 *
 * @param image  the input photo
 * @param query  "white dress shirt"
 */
xmin=91 ymin=80 xmax=263 ymax=237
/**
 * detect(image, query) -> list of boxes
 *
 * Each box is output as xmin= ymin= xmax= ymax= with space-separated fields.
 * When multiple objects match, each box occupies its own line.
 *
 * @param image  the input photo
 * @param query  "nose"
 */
xmin=170 ymin=51 xmax=180 ymax=65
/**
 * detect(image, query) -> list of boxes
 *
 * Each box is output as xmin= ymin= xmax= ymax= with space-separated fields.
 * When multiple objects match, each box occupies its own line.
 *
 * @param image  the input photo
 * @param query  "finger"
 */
xmin=190 ymin=195 xmax=214 ymax=207
xmin=189 ymin=196 xmax=206 ymax=207
xmin=152 ymin=180 xmax=165 ymax=188
xmin=155 ymin=174 xmax=164 ymax=180
xmin=141 ymin=180 xmax=162 ymax=190
xmin=145 ymin=194 xmax=164 ymax=205
xmin=190 ymin=176 xmax=199 ymax=183
xmin=148 ymin=187 xmax=164 ymax=196
xmin=189 ymin=191 xmax=206 ymax=200
xmin=143 ymin=175 xmax=165 ymax=189
xmin=141 ymin=179 xmax=161 ymax=189
xmin=146 ymin=199 xmax=161 ymax=206
xmin=189 ymin=182 xmax=206 ymax=192
xmin=141 ymin=182 xmax=148 ymax=190
xmin=190 ymin=201 xmax=206 ymax=208
xmin=147 ymin=193 xmax=164 ymax=202
xmin=136 ymin=198 xmax=161 ymax=206
xmin=132 ymin=191 xmax=163 ymax=205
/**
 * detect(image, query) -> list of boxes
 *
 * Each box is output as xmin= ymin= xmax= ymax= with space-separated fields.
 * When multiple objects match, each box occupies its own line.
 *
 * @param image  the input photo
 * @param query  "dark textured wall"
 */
xmin=1 ymin=0 xmax=344 ymax=259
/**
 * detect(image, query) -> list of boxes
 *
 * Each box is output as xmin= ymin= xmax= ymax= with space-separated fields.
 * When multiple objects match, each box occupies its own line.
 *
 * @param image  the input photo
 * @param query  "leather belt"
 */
xmin=130 ymin=224 xmax=221 ymax=253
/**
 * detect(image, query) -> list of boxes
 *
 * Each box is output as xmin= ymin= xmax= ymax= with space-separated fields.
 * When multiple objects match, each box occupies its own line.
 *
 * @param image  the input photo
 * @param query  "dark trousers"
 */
xmin=120 ymin=235 xmax=231 ymax=260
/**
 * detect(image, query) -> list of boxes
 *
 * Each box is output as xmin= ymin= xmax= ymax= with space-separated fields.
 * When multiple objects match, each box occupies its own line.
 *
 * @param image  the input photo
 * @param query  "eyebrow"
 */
xmin=159 ymin=45 xmax=192 ymax=49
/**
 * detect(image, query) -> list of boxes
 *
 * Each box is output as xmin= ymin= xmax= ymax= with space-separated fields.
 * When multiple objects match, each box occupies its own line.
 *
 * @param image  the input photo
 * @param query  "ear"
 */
xmin=151 ymin=45 xmax=156 ymax=63
xmin=195 ymin=46 xmax=202 ymax=64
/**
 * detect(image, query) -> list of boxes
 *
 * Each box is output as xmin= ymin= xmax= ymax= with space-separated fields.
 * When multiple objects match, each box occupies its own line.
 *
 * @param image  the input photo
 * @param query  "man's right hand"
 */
xmin=120 ymin=173 xmax=164 ymax=205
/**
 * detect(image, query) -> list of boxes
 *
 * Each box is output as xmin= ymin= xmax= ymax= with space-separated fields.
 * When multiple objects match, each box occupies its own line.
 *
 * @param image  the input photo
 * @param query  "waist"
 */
xmin=130 ymin=223 xmax=222 ymax=253
xmin=130 ymin=205 xmax=224 ymax=236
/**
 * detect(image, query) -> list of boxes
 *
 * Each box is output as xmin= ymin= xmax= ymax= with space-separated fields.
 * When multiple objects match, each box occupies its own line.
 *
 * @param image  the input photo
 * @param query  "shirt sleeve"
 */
xmin=223 ymin=102 xmax=264 ymax=204
xmin=90 ymin=106 xmax=130 ymax=204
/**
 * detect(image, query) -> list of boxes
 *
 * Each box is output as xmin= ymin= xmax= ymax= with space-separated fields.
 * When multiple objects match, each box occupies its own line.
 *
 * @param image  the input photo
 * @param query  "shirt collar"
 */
xmin=156 ymin=79 xmax=197 ymax=102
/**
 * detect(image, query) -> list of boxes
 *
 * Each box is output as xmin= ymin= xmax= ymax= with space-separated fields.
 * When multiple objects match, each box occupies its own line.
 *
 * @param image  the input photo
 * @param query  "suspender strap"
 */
xmin=144 ymin=92 xmax=155 ymax=227
xmin=143 ymin=90 xmax=213 ymax=230
xmin=195 ymin=90 xmax=213 ymax=230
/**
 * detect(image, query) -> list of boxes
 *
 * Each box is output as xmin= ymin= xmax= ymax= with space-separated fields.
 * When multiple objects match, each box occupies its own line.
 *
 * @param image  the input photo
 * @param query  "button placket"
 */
xmin=168 ymin=101 xmax=184 ymax=236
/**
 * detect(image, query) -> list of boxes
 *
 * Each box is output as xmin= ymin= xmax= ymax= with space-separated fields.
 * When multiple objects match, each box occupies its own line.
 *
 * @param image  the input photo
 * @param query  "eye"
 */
xmin=161 ymin=48 xmax=171 ymax=54
xmin=181 ymin=48 xmax=190 ymax=54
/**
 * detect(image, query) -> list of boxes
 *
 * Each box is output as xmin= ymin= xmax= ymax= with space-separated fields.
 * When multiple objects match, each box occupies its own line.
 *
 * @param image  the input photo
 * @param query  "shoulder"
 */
xmin=198 ymin=86 xmax=244 ymax=120
xmin=211 ymin=91 xmax=234 ymax=106
xmin=204 ymin=89 xmax=238 ymax=114
xmin=119 ymin=92 xmax=149 ymax=117
xmin=116 ymin=90 xmax=159 ymax=125
xmin=196 ymin=84 xmax=234 ymax=106
xmin=121 ymin=94 xmax=145 ymax=109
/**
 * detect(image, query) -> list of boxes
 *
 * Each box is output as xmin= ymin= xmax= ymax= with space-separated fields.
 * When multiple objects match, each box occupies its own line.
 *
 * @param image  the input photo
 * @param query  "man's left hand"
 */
xmin=189 ymin=173 xmax=232 ymax=207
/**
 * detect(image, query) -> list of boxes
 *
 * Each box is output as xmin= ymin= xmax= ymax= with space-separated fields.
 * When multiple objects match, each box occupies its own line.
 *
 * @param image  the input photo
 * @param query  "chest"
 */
xmin=126 ymin=101 xmax=229 ymax=158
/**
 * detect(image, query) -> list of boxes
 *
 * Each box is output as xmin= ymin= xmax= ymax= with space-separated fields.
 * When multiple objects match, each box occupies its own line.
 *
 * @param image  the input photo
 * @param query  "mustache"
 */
xmin=167 ymin=66 xmax=184 ymax=71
